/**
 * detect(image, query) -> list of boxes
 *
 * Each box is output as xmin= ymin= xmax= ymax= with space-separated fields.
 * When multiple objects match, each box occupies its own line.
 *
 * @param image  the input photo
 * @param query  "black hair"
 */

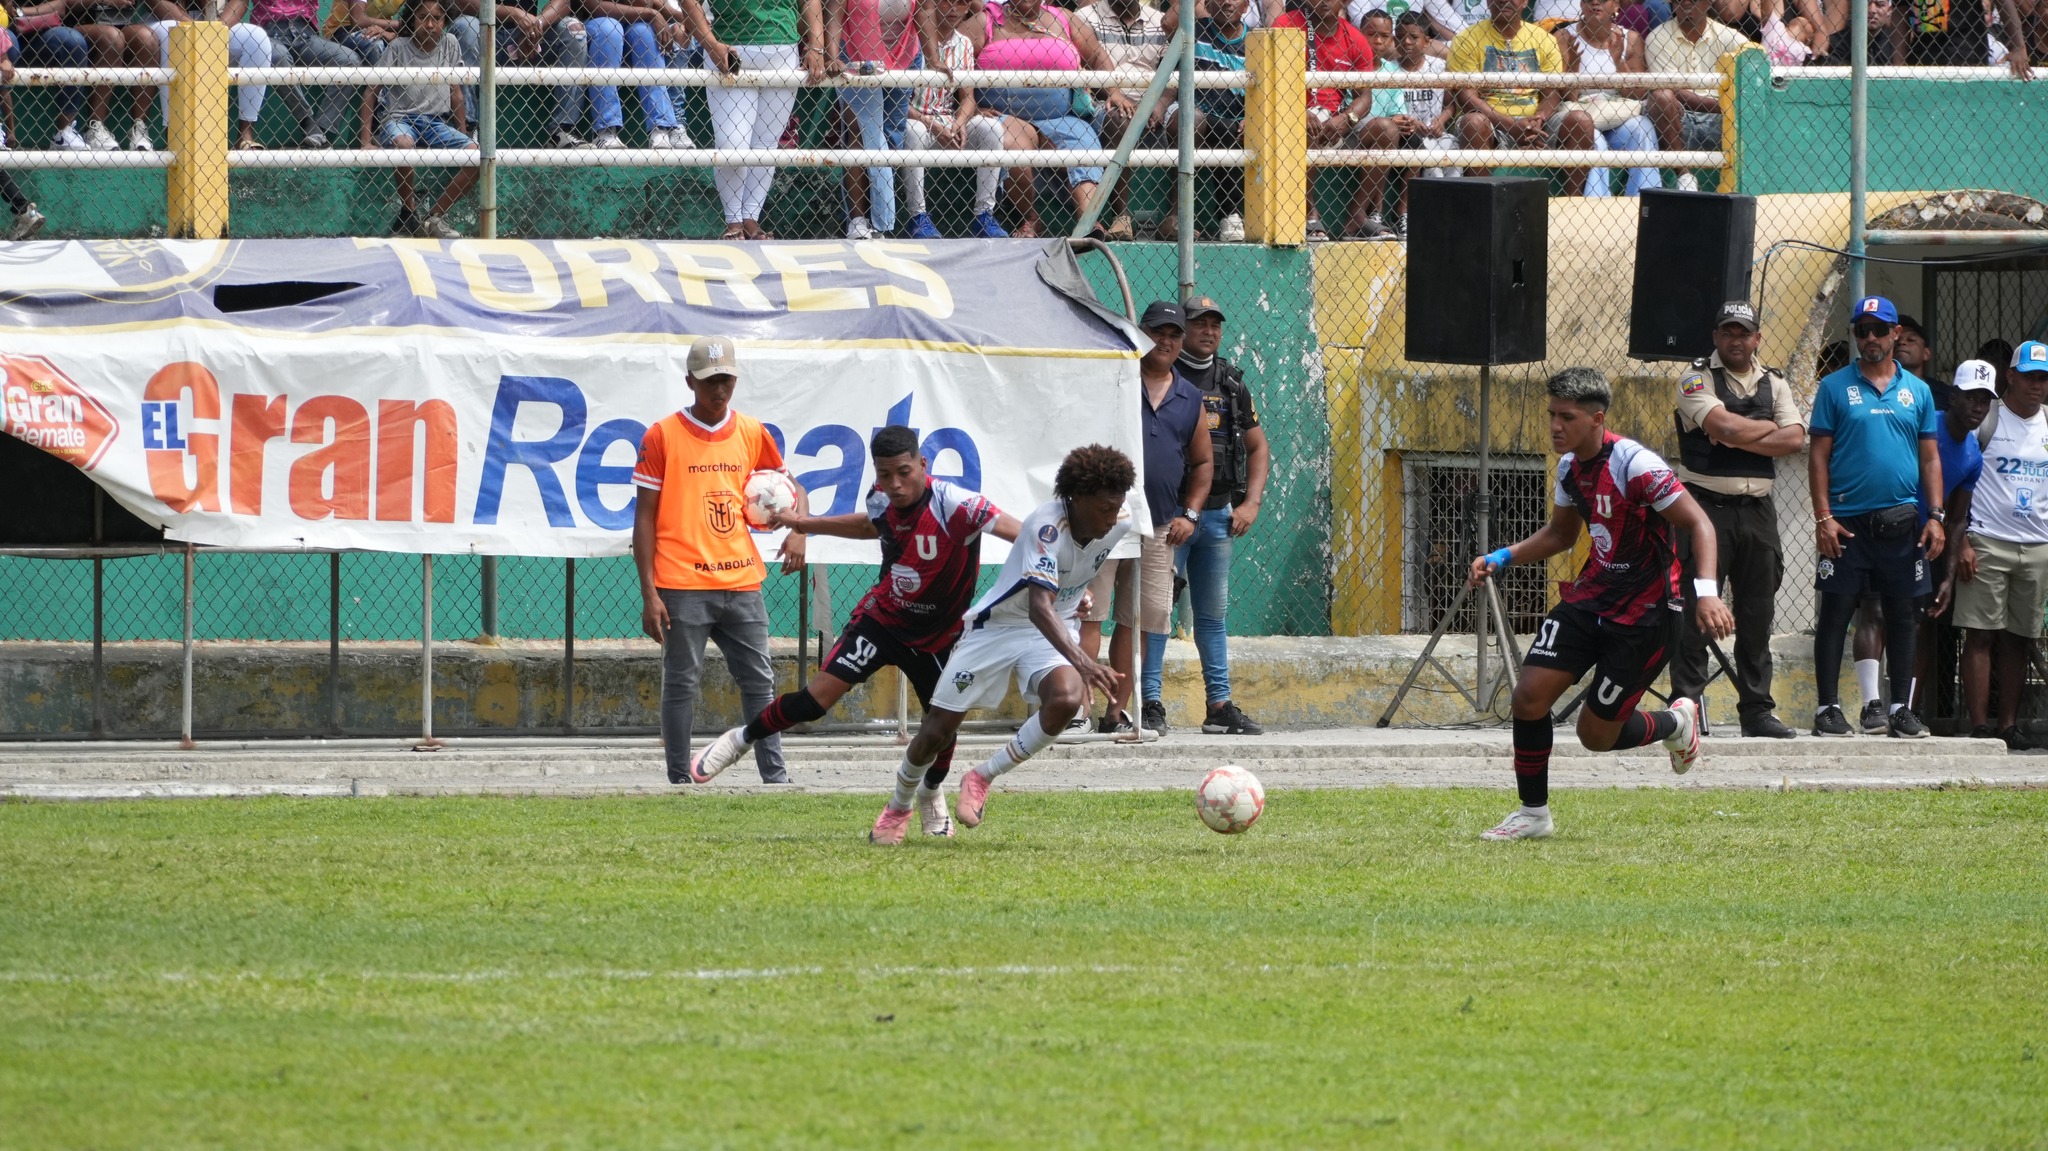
xmin=1395 ymin=9 xmax=1431 ymax=31
xmin=1361 ymin=7 xmax=1393 ymax=23
xmin=870 ymin=425 xmax=920 ymax=460
xmin=1054 ymin=444 xmax=1136 ymax=501
xmin=1977 ymin=338 xmax=2014 ymax=368
xmin=1546 ymin=366 xmax=1612 ymax=410
xmin=397 ymin=0 xmax=446 ymax=37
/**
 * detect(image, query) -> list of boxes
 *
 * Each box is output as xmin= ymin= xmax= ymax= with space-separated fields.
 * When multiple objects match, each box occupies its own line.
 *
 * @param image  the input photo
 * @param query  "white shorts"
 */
xmin=926 ymin=623 xmax=1076 ymax=713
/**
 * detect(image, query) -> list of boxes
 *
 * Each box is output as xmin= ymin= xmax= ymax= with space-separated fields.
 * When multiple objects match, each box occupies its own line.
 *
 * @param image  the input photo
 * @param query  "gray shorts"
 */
xmin=1953 ymin=533 xmax=2048 ymax=637
xmin=1679 ymin=108 xmax=1722 ymax=150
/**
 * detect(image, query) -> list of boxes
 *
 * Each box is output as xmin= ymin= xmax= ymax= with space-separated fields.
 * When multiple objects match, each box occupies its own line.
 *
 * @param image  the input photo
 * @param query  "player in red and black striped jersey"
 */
xmin=1469 ymin=369 xmax=1736 ymax=842
xmin=683 ymin=426 xmax=1021 ymax=837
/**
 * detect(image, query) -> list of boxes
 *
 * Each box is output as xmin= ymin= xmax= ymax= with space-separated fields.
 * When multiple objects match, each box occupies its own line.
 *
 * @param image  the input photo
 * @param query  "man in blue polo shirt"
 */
xmin=1807 ymin=295 xmax=1946 ymax=738
xmin=1082 ymin=300 xmax=1213 ymax=735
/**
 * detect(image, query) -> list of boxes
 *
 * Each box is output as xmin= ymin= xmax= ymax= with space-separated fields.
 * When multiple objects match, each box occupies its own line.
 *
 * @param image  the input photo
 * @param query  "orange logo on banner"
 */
xmin=1 ymin=354 xmax=120 ymax=471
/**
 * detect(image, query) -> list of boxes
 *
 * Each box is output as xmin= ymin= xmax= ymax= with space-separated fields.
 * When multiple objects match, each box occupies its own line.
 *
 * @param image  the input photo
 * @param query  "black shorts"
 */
xmin=821 ymin=613 xmax=950 ymax=708
xmin=1817 ymin=507 xmax=1932 ymax=599
xmin=1524 ymin=602 xmax=1676 ymax=721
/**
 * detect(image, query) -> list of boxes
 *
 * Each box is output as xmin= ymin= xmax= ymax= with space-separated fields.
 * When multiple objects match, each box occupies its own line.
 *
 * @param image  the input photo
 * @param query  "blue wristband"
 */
xmin=1485 ymin=547 xmax=1513 ymax=570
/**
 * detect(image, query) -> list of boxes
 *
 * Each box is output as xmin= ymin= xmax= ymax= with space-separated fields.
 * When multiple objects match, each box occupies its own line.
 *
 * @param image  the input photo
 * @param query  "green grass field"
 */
xmin=3 ymin=788 xmax=2045 ymax=1149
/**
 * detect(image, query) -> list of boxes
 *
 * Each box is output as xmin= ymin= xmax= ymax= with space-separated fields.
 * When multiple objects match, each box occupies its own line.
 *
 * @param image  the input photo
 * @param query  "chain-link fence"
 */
xmin=6 ymin=0 xmax=2047 ymax=736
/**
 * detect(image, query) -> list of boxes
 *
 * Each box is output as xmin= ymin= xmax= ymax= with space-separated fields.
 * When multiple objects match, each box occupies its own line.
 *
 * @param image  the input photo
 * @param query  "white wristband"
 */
xmin=1693 ymin=578 xmax=1720 ymax=599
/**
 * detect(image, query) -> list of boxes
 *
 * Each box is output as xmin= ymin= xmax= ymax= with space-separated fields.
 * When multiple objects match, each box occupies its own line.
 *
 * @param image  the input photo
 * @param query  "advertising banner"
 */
xmin=0 ymin=237 xmax=1144 ymax=564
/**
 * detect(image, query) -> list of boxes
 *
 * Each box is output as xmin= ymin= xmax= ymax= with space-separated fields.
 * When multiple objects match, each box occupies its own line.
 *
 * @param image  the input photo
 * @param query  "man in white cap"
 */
xmin=632 ymin=335 xmax=806 ymax=784
xmin=1914 ymin=359 xmax=1997 ymax=731
xmin=1946 ymin=343 xmax=2048 ymax=747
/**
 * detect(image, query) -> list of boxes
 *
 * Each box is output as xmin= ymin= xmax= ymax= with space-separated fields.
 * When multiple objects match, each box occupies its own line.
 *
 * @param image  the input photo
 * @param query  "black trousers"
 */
xmin=1672 ymin=492 xmax=1781 ymax=721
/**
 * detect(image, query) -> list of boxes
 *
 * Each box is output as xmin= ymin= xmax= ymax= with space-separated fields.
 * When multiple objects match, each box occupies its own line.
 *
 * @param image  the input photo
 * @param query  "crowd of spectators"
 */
xmin=0 ymin=0 xmax=2037 ymax=238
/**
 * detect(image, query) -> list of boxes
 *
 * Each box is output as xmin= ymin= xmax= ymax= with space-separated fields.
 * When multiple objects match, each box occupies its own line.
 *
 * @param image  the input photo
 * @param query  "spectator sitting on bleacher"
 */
xmin=1273 ymin=0 xmax=1394 ymax=239
xmin=366 ymin=0 xmax=478 ymax=238
xmin=1161 ymin=0 xmax=1250 ymax=241
xmin=0 ymin=23 xmax=49 ymax=238
xmin=1555 ymin=0 xmax=1662 ymax=196
xmin=152 ymin=2 xmax=280 ymax=151
xmin=899 ymin=0 xmax=1008 ymax=239
xmin=1616 ymin=0 xmax=1671 ymax=35
xmin=1384 ymin=9 xmax=1458 ymax=236
xmin=583 ymin=0 xmax=690 ymax=150
xmin=70 ymin=0 xmax=175 ymax=151
xmin=1447 ymin=0 xmax=1599 ymax=197
xmin=827 ymin=0 xmax=940 ymax=241
xmin=1076 ymin=0 xmax=1167 ymax=241
xmin=252 ymin=0 xmax=369 ymax=149
xmin=1893 ymin=0 xmax=2031 ymax=74
xmin=965 ymin=0 xmax=1116 ymax=239
xmin=1643 ymin=0 xmax=1744 ymax=191
xmin=9 ymin=0 xmax=94 ymax=151
xmin=1759 ymin=1 xmax=1816 ymax=66
xmin=325 ymin=0 xmax=402 ymax=64
xmin=450 ymin=0 xmax=594 ymax=150
xmin=1425 ymin=0 xmax=1488 ymax=45
xmin=1347 ymin=8 xmax=1414 ymax=238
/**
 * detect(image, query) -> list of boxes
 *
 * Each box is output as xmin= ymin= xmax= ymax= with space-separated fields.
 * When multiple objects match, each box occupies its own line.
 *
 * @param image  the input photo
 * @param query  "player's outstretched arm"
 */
xmin=1658 ymin=490 xmax=1735 ymax=640
xmin=988 ymin=514 xmax=1024 ymax=543
xmin=1467 ymin=505 xmax=1583 ymax=587
xmin=1029 ymin=586 xmax=1121 ymax=697
xmin=771 ymin=509 xmax=878 ymax=539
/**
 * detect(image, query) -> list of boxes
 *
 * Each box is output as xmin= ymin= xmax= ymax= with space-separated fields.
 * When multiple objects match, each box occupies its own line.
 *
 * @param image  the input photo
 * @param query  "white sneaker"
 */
xmin=1217 ymin=212 xmax=1245 ymax=242
xmin=128 ymin=120 xmax=155 ymax=152
xmin=915 ymin=787 xmax=954 ymax=838
xmin=846 ymin=215 xmax=874 ymax=241
xmin=6 ymin=203 xmax=48 ymax=241
xmin=649 ymin=127 xmax=691 ymax=149
xmin=1663 ymin=697 xmax=1701 ymax=775
xmin=592 ymin=127 xmax=626 ymax=149
xmin=685 ymin=725 xmax=752 ymax=784
xmin=420 ymin=214 xmax=460 ymax=239
xmin=1481 ymin=807 xmax=1554 ymax=841
xmin=83 ymin=120 xmax=120 ymax=151
xmin=52 ymin=124 xmax=90 ymax=151
xmin=1675 ymin=171 xmax=1700 ymax=192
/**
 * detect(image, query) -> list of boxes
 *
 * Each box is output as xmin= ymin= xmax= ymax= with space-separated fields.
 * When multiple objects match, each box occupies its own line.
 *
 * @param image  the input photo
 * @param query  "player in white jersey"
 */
xmin=871 ymin=444 xmax=1137 ymax=843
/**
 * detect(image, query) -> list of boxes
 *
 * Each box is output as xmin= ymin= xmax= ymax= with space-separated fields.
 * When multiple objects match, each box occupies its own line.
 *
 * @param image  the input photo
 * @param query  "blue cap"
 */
xmin=2015 ymin=341 xmax=2048 ymax=374
xmin=1851 ymin=296 xmax=1899 ymax=325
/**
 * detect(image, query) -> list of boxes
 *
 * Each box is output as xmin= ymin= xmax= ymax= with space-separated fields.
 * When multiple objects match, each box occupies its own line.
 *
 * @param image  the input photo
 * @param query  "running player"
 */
xmin=684 ymin=426 xmax=1022 ymax=837
xmin=881 ymin=444 xmax=1136 ymax=843
xmin=1471 ymin=367 xmax=1736 ymax=841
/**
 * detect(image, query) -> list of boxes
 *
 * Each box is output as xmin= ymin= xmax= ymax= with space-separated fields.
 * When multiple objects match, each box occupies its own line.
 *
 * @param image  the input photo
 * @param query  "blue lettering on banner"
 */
xmin=575 ymin=418 xmax=648 ymax=532
xmin=140 ymin=400 xmax=185 ymax=450
xmin=475 ymin=375 xmax=587 ymax=527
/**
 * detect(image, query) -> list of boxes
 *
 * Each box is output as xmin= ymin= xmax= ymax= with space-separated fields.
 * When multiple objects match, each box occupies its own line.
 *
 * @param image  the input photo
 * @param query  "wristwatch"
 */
xmin=1181 ymin=508 xmax=1200 ymax=523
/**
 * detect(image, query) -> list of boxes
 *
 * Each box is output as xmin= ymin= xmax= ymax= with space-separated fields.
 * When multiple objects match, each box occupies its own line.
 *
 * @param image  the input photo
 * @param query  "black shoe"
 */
xmin=1812 ymin=705 xmax=1853 ymax=737
xmin=1859 ymin=700 xmax=1888 ymax=733
xmin=1887 ymin=707 xmax=1929 ymax=739
xmin=1740 ymin=713 xmax=1797 ymax=739
xmin=1201 ymin=701 xmax=1264 ymax=735
xmin=1097 ymin=709 xmax=1134 ymax=735
xmin=1968 ymin=724 xmax=1999 ymax=740
xmin=552 ymin=126 xmax=594 ymax=149
xmin=1141 ymin=699 xmax=1168 ymax=734
xmin=1997 ymin=726 xmax=2032 ymax=751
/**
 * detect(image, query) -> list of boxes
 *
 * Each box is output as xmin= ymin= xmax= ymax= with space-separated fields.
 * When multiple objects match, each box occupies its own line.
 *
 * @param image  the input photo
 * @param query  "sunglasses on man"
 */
xmin=1852 ymin=322 xmax=1893 ymax=338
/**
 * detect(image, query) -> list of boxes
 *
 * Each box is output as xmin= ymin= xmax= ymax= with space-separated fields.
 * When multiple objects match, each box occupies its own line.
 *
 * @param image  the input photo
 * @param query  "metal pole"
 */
xmin=180 ymin=543 xmax=195 ymax=749
xmin=420 ymin=554 xmax=436 ymax=746
xmin=1176 ymin=13 xmax=1196 ymax=299
xmin=797 ymin=565 xmax=810 ymax=692
xmin=480 ymin=558 xmax=498 ymax=637
xmin=1070 ymin=25 xmax=1189 ymax=239
xmin=478 ymin=0 xmax=498 ymax=239
xmin=1847 ymin=0 xmax=1868 ymax=304
xmin=92 ymin=556 xmax=104 ymax=737
xmin=329 ymin=552 xmax=342 ymax=735
xmin=1474 ymin=363 xmax=1492 ymax=705
xmin=563 ymin=557 xmax=576 ymax=732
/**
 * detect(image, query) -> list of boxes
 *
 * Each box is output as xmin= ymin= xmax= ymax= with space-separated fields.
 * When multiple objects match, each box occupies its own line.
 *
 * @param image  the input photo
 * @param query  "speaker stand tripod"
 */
xmin=1378 ymin=363 xmax=1524 ymax=727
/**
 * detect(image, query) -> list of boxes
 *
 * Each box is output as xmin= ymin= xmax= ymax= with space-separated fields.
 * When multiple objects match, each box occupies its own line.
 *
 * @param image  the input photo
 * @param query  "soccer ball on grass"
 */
xmin=1196 ymin=765 xmax=1265 ymax=834
xmin=743 ymin=470 xmax=799 ymax=528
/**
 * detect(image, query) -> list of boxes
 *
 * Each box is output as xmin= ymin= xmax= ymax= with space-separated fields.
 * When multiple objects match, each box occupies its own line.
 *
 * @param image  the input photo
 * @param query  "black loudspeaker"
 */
xmin=1405 ymin=177 xmax=1548 ymax=365
xmin=1627 ymin=189 xmax=1757 ymax=361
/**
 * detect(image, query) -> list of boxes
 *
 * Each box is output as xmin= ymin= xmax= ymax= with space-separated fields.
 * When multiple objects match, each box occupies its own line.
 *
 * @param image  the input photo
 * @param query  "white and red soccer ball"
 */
xmin=1196 ymin=765 xmax=1265 ymax=834
xmin=743 ymin=470 xmax=799 ymax=528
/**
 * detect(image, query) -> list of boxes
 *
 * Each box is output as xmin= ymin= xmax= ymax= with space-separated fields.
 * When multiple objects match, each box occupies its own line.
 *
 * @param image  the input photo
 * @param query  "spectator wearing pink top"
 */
xmin=252 ymin=0 xmax=367 ymax=148
xmin=826 ymin=0 xmax=940 ymax=238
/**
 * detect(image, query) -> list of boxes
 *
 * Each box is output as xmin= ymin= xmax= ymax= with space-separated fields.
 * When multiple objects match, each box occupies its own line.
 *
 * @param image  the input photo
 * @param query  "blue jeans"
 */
xmin=837 ymin=50 xmax=915 ymax=232
xmin=586 ymin=17 xmax=678 ymax=132
xmin=332 ymin=27 xmax=387 ymax=65
xmin=1586 ymin=113 xmax=1660 ymax=198
xmin=19 ymin=27 xmax=91 ymax=122
xmin=1141 ymin=508 xmax=1233 ymax=704
xmin=449 ymin=13 xmax=587 ymax=128
xmin=377 ymin=112 xmax=475 ymax=149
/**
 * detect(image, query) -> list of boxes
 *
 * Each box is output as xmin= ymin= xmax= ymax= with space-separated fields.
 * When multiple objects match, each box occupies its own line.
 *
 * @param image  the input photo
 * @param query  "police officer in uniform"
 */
xmin=1669 ymin=301 xmax=1807 ymax=738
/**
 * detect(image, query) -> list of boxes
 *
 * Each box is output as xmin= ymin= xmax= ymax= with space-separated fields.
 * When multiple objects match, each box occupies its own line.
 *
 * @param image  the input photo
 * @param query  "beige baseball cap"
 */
xmin=687 ymin=335 xmax=740 ymax=379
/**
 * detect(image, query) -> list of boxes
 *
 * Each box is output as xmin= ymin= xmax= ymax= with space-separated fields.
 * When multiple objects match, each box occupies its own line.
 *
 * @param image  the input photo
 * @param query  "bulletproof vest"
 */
xmin=1674 ymin=360 xmax=1779 ymax=479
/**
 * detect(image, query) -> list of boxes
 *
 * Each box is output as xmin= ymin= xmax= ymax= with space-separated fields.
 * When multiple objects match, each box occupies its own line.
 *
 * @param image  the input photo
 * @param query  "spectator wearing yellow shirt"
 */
xmin=1447 ymin=0 xmax=1598 ymax=195
xmin=1643 ymin=0 xmax=1748 ymax=191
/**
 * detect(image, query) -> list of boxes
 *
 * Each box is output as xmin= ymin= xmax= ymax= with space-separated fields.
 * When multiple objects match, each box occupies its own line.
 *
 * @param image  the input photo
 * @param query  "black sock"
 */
xmin=922 ymin=736 xmax=955 ymax=790
xmin=743 ymin=687 xmax=828 ymax=743
xmin=1881 ymin=593 xmax=1918 ymax=708
xmin=1616 ymin=709 xmax=1679 ymax=748
xmin=1813 ymin=591 xmax=1859 ymax=707
xmin=1512 ymin=716 xmax=1552 ymax=808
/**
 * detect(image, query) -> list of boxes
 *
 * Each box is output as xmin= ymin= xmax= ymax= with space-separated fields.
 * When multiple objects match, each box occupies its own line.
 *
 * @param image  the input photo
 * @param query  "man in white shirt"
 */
xmin=1643 ymin=0 xmax=1748 ymax=191
xmin=1078 ymin=0 xmax=1169 ymax=240
xmin=1948 ymin=341 xmax=2048 ymax=747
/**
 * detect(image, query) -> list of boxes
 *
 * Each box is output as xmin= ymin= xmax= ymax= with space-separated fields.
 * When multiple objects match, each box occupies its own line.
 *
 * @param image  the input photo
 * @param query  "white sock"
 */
xmin=1856 ymin=659 xmax=1882 ymax=706
xmin=889 ymin=755 xmax=932 ymax=811
xmin=1521 ymin=804 xmax=1549 ymax=817
xmin=915 ymin=781 xmax=943 ymax=803
xmin=1888 ymin=701 xmax=1904 ymax=715
xmin=979 ymin=712 xmax=1059 ymax=778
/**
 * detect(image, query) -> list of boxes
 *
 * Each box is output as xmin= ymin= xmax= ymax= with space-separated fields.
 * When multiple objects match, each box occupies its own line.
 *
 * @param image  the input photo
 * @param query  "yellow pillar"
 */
xmin=1716 ymin=44 xmax=1759 ymax=195
xmin=167 ymin=21 xmax=230 ymax=239
xmin=1244 ymin=27 xmax=1307 ymax=247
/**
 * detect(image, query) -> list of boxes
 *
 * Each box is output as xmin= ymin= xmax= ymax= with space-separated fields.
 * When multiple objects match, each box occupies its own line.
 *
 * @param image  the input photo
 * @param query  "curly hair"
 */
xmin=1546 ymin=366 xmax=1612 ymax=411
xmin=1054 ymin=444 xmax=1136 ymax=501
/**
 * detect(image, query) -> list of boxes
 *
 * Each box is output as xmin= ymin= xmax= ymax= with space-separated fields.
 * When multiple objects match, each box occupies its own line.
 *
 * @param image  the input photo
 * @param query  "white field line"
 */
xmin=0 ymin=963 xmax=1157 ymax=985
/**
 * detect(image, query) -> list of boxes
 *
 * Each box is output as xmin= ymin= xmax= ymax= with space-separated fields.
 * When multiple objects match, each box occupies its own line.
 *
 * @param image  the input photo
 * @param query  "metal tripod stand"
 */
xmin=1377 ymin=363 xmax=1523 ymax=726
